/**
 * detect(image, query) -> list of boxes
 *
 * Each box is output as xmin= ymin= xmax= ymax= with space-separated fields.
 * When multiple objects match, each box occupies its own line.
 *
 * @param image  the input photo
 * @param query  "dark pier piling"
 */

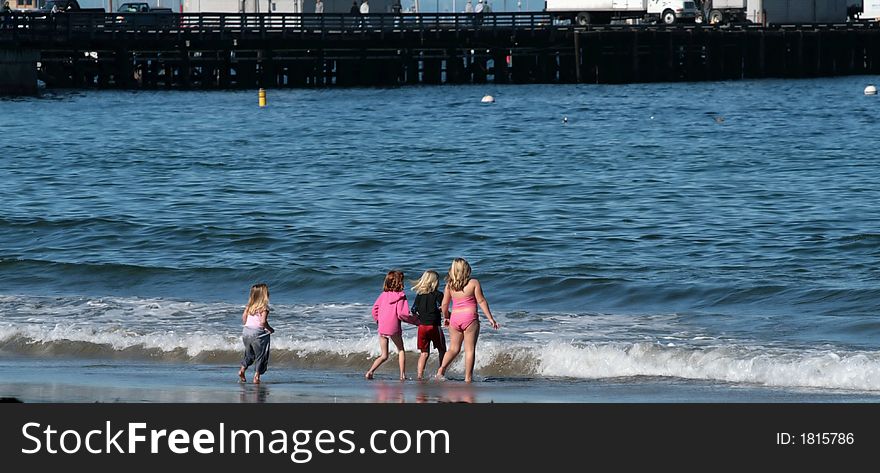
xmin=2 ymin=12 xmax=880 ymax=91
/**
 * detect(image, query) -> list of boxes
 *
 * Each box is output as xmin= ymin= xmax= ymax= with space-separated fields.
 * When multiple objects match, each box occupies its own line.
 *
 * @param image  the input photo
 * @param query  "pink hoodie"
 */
xmin=372 ymin=291 xmax=409 ymax=336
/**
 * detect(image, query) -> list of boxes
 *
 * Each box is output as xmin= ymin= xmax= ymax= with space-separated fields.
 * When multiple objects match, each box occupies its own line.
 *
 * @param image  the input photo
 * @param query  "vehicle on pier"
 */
xmin=117 ymin=2 xmax=173 ymax=13
xmin=848 ymin=0 xmax=880 ymax=21
xmin=544 ymin=0 xmax=697 ymax=26
xmin=694 ymin=0 xmax=746 ymax=24
xmin=115 ymin=2 xmax=176 ymax=26
xmin=38 ymin=0 xmax=105 ymax=12
xmin=695 ymin=0 xmax=850 ymax=25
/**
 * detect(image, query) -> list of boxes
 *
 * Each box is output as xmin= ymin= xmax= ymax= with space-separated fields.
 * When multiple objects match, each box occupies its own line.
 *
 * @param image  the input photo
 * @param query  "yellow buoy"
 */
xmin=259 ymin=88 xmax=267 ymax=107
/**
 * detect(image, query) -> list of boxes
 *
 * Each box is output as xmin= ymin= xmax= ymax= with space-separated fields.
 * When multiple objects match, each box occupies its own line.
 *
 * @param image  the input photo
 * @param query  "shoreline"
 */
xmin=2 ymin=357 xmax=879 ymax=403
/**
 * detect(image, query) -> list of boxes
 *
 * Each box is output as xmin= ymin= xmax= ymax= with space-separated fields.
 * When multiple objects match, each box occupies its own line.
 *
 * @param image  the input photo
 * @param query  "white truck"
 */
xmin=850 ymin=0 xmax=880 ymax=20
xmin=179 ymin=0 xmax=303 ymax=13
xmin=544 ymin=0 xmax=698 ymax=26
xmin=695 ymin=0 xmax=849 ymax=25
xmin=695 ymin=0 xmax=746 ymax=24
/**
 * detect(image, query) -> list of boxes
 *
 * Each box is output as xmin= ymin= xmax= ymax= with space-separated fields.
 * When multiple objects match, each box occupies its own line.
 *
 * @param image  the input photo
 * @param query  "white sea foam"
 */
xmin=3 ymin=294 xmax=880 ymax=391
xmin=3 ymin=323 xmax=880 ymax=391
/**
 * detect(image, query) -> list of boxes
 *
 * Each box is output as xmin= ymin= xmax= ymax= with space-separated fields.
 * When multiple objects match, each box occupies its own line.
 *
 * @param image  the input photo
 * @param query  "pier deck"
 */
xmin=2 ymin=12 xmax=879 ymax=89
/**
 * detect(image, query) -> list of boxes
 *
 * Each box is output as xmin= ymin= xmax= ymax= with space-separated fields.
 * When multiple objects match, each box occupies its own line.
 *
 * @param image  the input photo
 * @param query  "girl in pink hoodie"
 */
xmin=366 ymin=270 xmax=411 ymax=380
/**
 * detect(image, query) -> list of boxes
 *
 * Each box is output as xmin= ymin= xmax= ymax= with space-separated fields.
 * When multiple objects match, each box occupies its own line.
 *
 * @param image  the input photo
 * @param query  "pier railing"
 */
xmin=0 ymin=11 xmax=560 ymax=38
xmin=2 ymin=11 xmax=871 ymax=40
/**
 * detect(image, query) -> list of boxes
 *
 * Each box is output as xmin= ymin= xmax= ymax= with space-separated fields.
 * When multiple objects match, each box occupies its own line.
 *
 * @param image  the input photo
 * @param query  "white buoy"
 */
xmin=562 ymin=116 xmax=568 ymax=124
xmin=481 ymin=95 xmax=495 ymax=103
xmin=865 ymin=85 xmax=877 ymax=96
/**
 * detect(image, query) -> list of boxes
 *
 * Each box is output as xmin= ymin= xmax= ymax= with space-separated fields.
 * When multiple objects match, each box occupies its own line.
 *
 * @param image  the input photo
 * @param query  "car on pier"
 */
xmin=39 ymin=0 xmax=104 ymax=13
xmin=114 ymin=2 xmax=175 ymax=27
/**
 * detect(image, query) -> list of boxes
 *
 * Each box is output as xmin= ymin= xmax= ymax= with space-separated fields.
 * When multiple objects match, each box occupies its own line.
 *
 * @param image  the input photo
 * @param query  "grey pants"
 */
xmin=241 ymin=327 xmax=271 ymax=375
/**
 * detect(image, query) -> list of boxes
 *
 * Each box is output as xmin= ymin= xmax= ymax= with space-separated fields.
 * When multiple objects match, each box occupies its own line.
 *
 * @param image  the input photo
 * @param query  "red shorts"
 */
xmin=417 ymin=325 xmax=447 ymax=353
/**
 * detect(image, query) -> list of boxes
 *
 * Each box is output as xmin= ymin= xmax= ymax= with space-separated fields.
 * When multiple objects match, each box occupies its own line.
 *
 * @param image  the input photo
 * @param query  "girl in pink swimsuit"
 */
xmin=366 ymin=270 xmax=411 ymax=381
xmin=436 ymin=258 xmax=500 ymax=383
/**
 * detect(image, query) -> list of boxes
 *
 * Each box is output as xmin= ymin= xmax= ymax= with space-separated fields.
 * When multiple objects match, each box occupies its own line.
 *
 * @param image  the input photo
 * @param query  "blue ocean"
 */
xmin=2 ymin=78 xmax=880 ymax=402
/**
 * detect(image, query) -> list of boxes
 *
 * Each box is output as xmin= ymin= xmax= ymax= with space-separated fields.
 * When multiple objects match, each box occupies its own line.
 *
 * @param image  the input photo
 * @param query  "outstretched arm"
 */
xmin=396 ymin=295 xmax=409 ymax=318
xmin=473 ymin=280 xmax=499 ymax=329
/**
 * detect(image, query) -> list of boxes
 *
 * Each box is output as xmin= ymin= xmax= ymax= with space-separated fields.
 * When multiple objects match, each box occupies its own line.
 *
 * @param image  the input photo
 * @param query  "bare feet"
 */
xmin=365 ymin=371 xmax=374 ymax=380
xmin=399 ymin=375 xmax=406 ymax=381
xmin=238 ymin=367 xmax=246 ymax=383
xmin=253 ymin=375 xmax=260 ymax=384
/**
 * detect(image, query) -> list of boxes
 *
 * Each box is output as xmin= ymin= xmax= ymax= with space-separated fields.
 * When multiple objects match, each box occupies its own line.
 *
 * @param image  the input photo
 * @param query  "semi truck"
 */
xmin=849 ymin=0 xmax=880 ymax=20
xmin=694 ymin=0 xmax=849 ymax=25
xmin=544 ymin=0 xmax=698 ymax=26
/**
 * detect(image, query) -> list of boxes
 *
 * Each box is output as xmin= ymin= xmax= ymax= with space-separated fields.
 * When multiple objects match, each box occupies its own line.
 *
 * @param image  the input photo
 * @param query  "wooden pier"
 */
xmin=2 ymin=12 xmax=880 ymax=91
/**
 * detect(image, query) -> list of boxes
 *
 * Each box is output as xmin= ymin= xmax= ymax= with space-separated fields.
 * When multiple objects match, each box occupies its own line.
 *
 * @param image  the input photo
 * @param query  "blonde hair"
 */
xmin=245 ymin=283 xmax=270 ymax=315
xmin=445 ymin=258 xmax=472 ymax=292
xmin=411 ymin=270 xmax=439 ymax=295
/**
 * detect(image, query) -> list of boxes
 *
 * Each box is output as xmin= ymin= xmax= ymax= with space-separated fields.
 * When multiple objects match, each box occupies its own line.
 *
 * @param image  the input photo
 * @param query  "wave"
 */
xmin=2 ymin=325 xmax=879 ymax=392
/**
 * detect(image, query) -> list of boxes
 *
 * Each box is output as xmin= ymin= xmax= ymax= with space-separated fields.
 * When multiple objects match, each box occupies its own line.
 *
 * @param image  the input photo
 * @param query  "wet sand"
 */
xmin=2 ymin=357 xmax=879 ymax=403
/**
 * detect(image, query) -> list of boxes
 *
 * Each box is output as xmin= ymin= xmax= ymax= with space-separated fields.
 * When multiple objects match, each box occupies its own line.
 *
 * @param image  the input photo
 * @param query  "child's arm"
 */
xmin=396 ymin=295 xmax=409 ymax=318
xmin=372 ymin=297 xmax=380 ymax=323
xmin=474 ymin=280 xmax=499 ymax=329
xmin=263 ymin=310 xmax=274 ymax=333
xmin=441 ymin=285 xmax=451 ymax=326
xmin=263 ymin=307 xmax=275 ymax=333
xmin=241 ymin=308 xmax=248 ymax=325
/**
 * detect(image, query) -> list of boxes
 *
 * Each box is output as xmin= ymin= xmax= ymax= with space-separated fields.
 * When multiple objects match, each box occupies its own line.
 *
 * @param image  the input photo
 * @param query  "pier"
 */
xmin=1 ymin=12 xmax=880 ymax=90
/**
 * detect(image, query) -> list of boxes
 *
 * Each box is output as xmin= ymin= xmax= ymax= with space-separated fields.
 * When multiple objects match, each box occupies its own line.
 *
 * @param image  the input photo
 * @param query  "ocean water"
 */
xmin=2 ymin=78 xmax=880 ymax=401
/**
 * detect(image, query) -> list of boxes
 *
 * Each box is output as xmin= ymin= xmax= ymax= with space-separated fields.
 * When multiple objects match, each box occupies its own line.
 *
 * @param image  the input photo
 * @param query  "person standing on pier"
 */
xmin=474 ymin=0 xmax=484 ymax=25
xmin=465 ymin=0 xmax=473 ymax=13
xmin=315 ymin=0 xmax=323 ymax=14
xmin=360 ymin=0 xmax=369 ymax=27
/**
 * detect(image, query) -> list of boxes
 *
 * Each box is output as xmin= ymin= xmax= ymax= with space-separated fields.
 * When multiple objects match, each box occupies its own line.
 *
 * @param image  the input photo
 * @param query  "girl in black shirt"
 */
xmin=410 ymin=270 xmax=447 ymax=380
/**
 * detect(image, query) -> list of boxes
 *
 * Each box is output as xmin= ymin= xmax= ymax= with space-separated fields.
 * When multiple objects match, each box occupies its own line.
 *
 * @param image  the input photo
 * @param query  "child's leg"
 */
xmin=437 ymin=328 xmax=463 ymax=378
xmin=417 ymin=351 xmax=429 ymax=380
xmin=365 ymin=336 xmax=390 ymax=379
xmin=389 ymin=333 xmax=406 ymax=381
xmin=239 ymin=334 xmax=256 ymax=382
xmin=435 ymin=328 xmax=447 ymax=372
xmin=462 ymin=322 xmax=481 ymax=383
xmin=252 ymin=335 xmax=271 ymax=384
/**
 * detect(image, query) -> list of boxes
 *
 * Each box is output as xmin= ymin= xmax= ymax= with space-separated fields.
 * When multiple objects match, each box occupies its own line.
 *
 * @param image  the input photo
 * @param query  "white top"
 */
xmin=315 ymin=0 xmax=323 ymax=13
xmin=465 ymin=1 xmax=473 ymax=12
xmin=360 ymin=1 xmax=369 ymax=13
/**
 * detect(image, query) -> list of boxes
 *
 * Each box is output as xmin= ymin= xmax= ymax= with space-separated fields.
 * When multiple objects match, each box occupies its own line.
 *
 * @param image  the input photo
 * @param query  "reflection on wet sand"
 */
xmin=239 ymin=383 xmax=270 ymax=403
xmin=370 ymin=380 xmax=476 ymax=403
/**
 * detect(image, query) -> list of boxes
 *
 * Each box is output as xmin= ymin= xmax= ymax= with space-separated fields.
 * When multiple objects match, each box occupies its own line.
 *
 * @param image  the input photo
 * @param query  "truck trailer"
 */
xmin=696 ymin=0 xmax=849 ymax=25
xmin=850 ymin=0 xmax=880 ymax=20
xmin=544 ymin=0 xmax=698 ymax=25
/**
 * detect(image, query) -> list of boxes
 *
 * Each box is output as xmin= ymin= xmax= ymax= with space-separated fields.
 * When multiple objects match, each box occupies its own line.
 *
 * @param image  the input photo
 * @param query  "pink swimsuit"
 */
xmin=244 ymin=310 xmax=268 ymax=330
xmin=449 ymin=296 xmax=478 ymax=332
